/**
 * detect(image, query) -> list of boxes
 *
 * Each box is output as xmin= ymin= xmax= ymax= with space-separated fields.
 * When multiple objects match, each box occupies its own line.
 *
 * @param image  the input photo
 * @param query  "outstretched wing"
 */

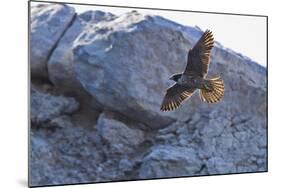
xmin=184 ymin=30 xmax=214 ymax=77
xmin=160 ymin=84 xmax=195 ymax=111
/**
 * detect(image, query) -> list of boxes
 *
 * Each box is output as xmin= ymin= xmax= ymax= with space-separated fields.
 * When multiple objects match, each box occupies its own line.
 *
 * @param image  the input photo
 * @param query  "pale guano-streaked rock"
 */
xmin=30 ymin=3 xmax=76 ymax=79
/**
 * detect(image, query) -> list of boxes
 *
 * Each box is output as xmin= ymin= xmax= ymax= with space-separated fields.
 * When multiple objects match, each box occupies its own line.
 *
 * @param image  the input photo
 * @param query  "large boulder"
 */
xmin=30 ymin=3 xmax=76 ymax=79
xmin=48 ymin=10 xmax=266 ymax=129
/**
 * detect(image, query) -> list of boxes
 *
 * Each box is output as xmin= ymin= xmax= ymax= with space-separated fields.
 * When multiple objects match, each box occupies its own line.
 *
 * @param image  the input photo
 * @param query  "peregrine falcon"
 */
xmin=160 ymin=30 xmax=224 ymax=111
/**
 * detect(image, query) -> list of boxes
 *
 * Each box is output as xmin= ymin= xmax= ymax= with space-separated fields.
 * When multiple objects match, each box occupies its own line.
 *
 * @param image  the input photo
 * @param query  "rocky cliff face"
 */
xmin=30 ymin=3 xmax=267 ymax=186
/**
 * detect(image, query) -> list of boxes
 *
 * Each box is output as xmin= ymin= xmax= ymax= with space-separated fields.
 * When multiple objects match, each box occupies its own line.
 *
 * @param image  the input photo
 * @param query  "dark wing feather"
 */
xmin=184 ymin=29 xmax=214 ymax=77
xmin=160 ymin=84 xmax=195 ymax=111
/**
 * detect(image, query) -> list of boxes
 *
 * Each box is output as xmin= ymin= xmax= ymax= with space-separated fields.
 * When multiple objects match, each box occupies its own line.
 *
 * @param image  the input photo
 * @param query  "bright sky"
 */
xmin=32 ymin=2 xmax=267 ymax=67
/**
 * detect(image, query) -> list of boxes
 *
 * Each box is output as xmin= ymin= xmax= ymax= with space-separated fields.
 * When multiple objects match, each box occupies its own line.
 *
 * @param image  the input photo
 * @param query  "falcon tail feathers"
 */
xmin=200 ymin=76 xmax=224 ymax=103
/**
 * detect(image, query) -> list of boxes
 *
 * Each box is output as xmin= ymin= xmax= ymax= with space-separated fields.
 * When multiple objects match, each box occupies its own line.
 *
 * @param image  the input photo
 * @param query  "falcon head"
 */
xmin=169 ymin=73 xmax=182 ymax=82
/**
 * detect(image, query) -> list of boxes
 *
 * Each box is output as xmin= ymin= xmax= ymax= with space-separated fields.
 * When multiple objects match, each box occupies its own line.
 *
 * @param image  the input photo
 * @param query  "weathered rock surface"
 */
xmin=96 ymin=112 xmax=145 ymax=154
xmin=31 ymin=86 xmax=79 ymax=125
xmin=139 ymin=146 xmax=203 ymax=178
xmin=30 ymin=113 xmax=148 ymax=185
xmin=30 ymin=116 xmax=103 ymax=185
xmin=30 ymin=3 xmax=267 ymax=187
xmin=30 ymin=4 xmax=76 ymax=79
xmin=48 ymin=10 xmax=116 ymax=94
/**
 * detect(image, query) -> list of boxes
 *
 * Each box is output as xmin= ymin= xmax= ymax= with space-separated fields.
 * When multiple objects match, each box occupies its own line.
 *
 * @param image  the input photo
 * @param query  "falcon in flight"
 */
xmin=160 ymin=30 xmax=224 ymax=111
